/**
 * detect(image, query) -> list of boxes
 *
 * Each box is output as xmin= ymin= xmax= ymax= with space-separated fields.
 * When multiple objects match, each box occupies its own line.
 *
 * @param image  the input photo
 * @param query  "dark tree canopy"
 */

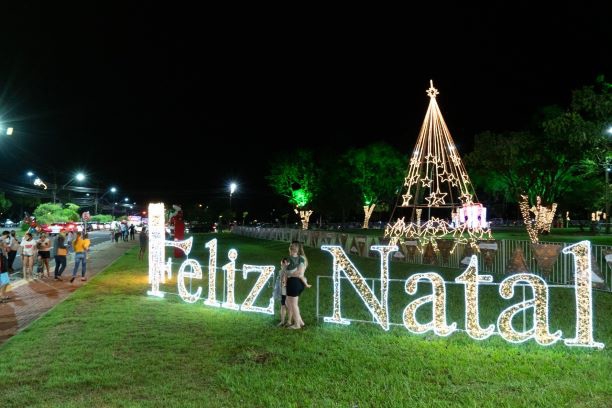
xmin=465 ymin=78 xmax=612 ymax=215
xmin=343 ymin=142 xmax=407 ymax=207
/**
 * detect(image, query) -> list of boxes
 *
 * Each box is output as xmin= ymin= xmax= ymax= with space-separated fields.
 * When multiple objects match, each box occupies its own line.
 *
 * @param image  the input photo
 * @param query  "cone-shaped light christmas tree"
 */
xmin=385 ymin=81 xmax=492 ymax=251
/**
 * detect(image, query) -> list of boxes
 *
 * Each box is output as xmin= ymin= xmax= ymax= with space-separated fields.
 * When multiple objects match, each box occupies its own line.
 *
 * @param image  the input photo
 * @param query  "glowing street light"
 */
xmin=62 ymin=172 xmax=86 ymax=189
xmin=0 ymin=123 xmax=14 ymax=135
xmin=229 ymin=182 xmax=237 ymax=210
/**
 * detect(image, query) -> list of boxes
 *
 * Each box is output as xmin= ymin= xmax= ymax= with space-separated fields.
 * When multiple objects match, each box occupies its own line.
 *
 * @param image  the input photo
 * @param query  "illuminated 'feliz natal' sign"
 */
xmin=147 ymin=204 xmax=604 ymax=349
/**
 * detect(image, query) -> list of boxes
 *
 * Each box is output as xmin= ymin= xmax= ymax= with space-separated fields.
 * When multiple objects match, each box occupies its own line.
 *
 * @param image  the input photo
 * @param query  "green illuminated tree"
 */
xmin=343 ymin=142 xmax=406 ymax=228
xmin=266 ymin=149 xmax=320 ymax=229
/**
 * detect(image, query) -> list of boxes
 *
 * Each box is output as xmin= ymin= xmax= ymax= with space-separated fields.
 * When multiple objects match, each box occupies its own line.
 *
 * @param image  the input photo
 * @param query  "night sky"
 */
xmin=0 ymin=3 xmax=610 ymax=219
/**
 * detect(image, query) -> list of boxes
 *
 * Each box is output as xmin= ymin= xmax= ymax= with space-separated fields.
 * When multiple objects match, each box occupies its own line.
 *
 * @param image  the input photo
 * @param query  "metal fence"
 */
xmin=232 ymin=226 xmax=612 ymax=291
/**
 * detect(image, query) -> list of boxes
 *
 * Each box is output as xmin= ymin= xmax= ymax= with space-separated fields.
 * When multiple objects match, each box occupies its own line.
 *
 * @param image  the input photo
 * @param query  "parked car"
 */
xmin=40 ymin=222 xmax=80 ymax=235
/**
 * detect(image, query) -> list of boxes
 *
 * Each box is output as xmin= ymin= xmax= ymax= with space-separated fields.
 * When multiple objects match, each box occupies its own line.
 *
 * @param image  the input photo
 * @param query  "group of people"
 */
xmin=112 ymin=222 xmax=136 ymax=243
xmin=274 ymin=240 xmax=311 ymax=330
xmin=11 ymin=230 xmax=90 ymax=283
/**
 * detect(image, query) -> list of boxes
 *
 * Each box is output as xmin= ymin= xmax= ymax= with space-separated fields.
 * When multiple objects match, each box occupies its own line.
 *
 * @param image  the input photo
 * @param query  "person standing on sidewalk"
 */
xmin=65 ymin=230 xmax=74 ymax=255
xmin=7 ymin=230 xmax=19 ymax=272
xmin=0 ymin=231 xmax=10 ymax=302
xmin=53 ymin=231 xmax=68 ymax=281
xmin=129 ymin=224 xmax=136 ymax=241
xmin=36 ymin=233 xmax=52 ymax=279
xmin=70 ymin=232 xmax=90 ymax=283
xmin=20 ymin=233 xmax=36 ymax=280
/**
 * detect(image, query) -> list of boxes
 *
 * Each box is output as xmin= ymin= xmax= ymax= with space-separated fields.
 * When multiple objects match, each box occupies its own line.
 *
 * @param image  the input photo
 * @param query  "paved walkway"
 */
xmin=0 ymin=239 xmax=138 ymax=345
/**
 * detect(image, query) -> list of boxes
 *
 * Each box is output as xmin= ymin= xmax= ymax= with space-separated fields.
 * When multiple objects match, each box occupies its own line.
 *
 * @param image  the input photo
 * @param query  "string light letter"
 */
xmin=321 ymin=245 xmax=396 ymax=330
xmin=403 ymin=272 xmax=456 ymax=336
xmin=562 ymin=241 xmax=605 ymax=349
xmin=221 ymin=249 xmax=239 ymax=310
xmin=177 ymin=259 xmax=203 ymax=303
xmin=240 ymin=265 xmax=275 ymax=315
xmin=204 ymin=238 xmax=221 ymax=307
xmin=497 ymin=274 xmax=562 ymax=346
xmin=455 ymin=255 xmax=495 ymax=340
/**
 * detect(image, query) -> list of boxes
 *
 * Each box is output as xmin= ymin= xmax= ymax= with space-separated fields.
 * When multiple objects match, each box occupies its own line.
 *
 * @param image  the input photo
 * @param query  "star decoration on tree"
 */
xmin=420 ymin=176 xmax=433 ymax=188
xmin=425 ymin=192 xmax=447 ymax=207
xmin=424 ymin=153 xmax=437 ymax=164
xmin=426 ymin=81 xmax=439 ymax=98
xmin=460 ymin=193 xmax=473 ymax=204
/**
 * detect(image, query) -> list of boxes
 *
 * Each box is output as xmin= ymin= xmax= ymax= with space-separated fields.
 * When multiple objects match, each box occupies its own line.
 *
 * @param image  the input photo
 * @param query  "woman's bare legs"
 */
xmin=43 ymin=258 xmax=50 ymax=277
xmin=277 ymin=304 xmax=287 ymax=326
xmin=285 ymin=300 xmax=294 ymax=327
xmin=286 ymin=296 xmax=303 ymax=329
xmin=295 ymin=297 xmax=305 ymax=327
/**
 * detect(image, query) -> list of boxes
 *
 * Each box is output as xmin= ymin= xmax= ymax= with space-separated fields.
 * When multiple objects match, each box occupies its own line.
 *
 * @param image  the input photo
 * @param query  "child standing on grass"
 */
xmin=274 ymin=258 xmax=289 ymax=326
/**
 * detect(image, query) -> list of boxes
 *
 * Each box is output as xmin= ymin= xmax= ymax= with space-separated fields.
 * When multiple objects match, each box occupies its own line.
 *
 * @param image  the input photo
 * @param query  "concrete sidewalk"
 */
xmin=0 ymin=239 xmax=139 ymax=345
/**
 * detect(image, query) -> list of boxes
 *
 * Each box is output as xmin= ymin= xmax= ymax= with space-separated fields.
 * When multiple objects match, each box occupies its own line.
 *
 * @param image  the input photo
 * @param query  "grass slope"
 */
xmin=0 ymin=233 xmax=610 ymax=407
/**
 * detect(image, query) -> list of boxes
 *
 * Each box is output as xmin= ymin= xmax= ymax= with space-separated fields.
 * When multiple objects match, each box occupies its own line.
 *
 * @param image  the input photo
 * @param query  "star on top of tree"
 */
xmin=426 ymin=80 xmax=439 ymax=98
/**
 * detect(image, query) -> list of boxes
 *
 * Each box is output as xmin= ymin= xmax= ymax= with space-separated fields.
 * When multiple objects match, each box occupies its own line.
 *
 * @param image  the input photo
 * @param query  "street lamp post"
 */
xmin=55 ymin=172 xmax=86 ymax=203
xmin=95 ymin=186 xmax=117 ymax=215
xmin=62 ymin=172 xmax=85 ymax=189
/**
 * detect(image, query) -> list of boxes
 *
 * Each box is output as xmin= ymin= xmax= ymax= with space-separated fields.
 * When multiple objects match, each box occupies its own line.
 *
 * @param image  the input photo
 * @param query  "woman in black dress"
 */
xmin=285 ymin=241 xmax=310 ymax=329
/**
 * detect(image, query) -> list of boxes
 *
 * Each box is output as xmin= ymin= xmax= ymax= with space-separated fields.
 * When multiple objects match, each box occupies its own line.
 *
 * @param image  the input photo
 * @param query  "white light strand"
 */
xmin=519 ymin=195 xmax=558 ymax=244
xmin=240 ymin=264 xmax=275 ymax=315
xmin=387 ymin=81 xmax=492 ymax=254
xmin=177 ymin=259 xmax=203 ymax=303
xmin=147 ymin=203 xmax=168 ymax=298
xmin=221 ymin=249 xmax=240 ymax=310
xmin=403 ymin=272 xmax=457 ymax=336
xmin=455 ymin=255 xmax=495 ymax=340
xmin=562 ymin=241 xmax=605 ymax=349
xmin=294 ymin=208 xmax=313 ymax=230
xmin=321 ymin=245 xmax=396 ymax=330
xmin=204 ymin=238 xmax=221 ymax=307
xmin=362 ymin=204 xmax=375 ymax=229
xmin=497 ymin=273 xmax=562 ymax=346
xmin=398 ymin=82 xmax=479 ymax=208
xmin=164 ymin=237 xmax=193 ymax=256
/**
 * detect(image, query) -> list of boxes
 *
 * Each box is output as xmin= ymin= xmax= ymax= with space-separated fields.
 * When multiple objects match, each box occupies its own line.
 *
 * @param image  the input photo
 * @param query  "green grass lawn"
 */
xmin=0 ymin=233 xmax=610 ymax=407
